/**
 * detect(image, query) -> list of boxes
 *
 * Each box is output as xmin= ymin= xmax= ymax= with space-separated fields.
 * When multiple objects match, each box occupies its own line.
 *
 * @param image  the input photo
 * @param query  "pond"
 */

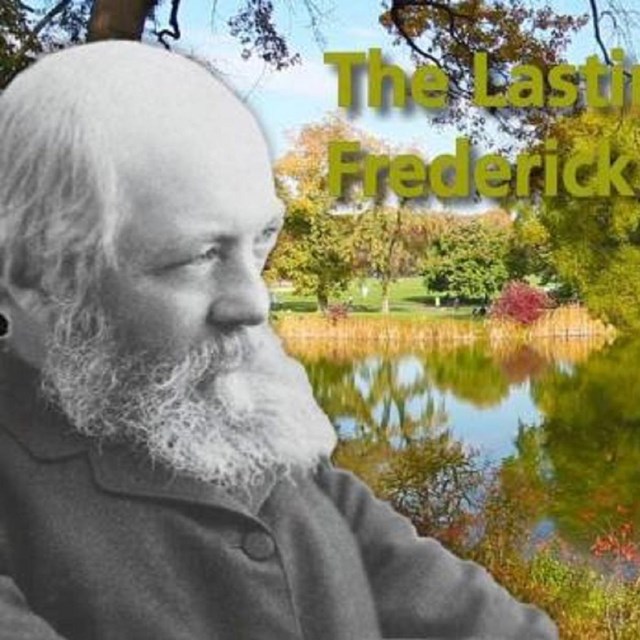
xmin=285 ymin=335 xmax=640 ymax=574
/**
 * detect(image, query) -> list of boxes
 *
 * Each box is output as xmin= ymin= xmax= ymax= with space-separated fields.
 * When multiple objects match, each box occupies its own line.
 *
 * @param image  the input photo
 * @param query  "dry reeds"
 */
xmin=487 ymin=305 xmax=617 ymax=343
xmin=274 ymin=315 xmax=481 ymax=344
xmin=274 ymin=304 xmax=616 ymax=348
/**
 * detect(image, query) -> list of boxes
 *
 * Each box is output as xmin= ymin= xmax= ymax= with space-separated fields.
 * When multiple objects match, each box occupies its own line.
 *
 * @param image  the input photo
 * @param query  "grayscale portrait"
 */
xmin=0 ymin=41 xmax=558 ymax=639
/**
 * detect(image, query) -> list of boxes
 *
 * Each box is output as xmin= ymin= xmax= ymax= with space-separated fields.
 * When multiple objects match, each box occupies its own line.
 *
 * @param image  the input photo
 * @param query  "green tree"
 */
xmin=267 ymin=194 xmax=354 ymax=310
xmin=1 ymin=1 xmax=33 ymax=82
xmin=540 ymin=110 xmax=640 ymax=329
xmin=1 ymin=1 xmax=93 ymax=87
xmin=351 ymin=207 xmax=443 ymax=314
xmin=507 ymin=203 xmax=557 ymax=285
xmin=423 ymin=213 xmax=512 ymax=302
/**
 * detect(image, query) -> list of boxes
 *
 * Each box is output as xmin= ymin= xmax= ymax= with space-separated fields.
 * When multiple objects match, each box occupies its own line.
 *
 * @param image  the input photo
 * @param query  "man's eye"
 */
xmin=258 ymin=226 xmax=279 ymax=244
xmin=192 ymin=246 xmax=219 ymax=263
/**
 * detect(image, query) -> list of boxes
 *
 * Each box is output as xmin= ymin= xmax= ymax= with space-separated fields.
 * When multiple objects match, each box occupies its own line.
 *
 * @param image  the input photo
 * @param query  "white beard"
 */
xmin=41 ymin=301 xmax=337 ymax=491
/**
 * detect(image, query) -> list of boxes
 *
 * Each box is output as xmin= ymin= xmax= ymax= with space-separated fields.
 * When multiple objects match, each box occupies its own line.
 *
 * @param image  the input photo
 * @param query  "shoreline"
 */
xmin=273 ymin=305 xmax=617 ymax=346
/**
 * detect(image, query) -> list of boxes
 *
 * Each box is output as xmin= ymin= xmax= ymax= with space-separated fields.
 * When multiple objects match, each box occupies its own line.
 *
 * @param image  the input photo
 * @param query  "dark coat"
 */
xmin=0 ymin=353 xmax=557 ymax=640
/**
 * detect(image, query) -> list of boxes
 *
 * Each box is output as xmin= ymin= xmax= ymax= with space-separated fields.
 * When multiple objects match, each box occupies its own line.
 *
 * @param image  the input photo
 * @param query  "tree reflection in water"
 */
xmin=287 ymin=336 xmax=640 ymax=566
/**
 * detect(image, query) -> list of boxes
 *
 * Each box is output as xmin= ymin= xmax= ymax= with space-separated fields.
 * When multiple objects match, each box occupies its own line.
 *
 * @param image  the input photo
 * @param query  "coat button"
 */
xmin=241 ymin=531 xmax=276 ymax=561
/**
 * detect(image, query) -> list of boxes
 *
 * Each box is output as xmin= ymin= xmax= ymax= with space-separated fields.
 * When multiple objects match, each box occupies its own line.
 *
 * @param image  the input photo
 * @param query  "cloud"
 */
xmin=174 ymin=30 xmax=335 ymax=102
xmin=343 ymin=26 xmax=382 ymax=41
xmin=258 ymin=60 xmax=335 ymax=100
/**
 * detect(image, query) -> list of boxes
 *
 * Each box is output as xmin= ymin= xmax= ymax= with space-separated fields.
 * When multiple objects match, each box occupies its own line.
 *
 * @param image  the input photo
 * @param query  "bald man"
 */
xmin=0 ymin=42 xmax=557 ymax=640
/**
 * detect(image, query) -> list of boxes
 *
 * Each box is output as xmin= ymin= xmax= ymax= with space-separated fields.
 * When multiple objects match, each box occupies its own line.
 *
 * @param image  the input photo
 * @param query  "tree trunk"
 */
xmin=380 ymin=207 xmax=402 ymax=315
xmin=317 ymin=289 xmax=328 ymax=313
xmin=381 ymin=280 xmax=390 ymax=314
xmin=87 ymin=0 xmax=156 ymax=41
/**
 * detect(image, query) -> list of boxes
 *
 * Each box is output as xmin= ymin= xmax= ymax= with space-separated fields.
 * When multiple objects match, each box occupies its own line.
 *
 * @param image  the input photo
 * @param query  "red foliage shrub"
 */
xmin=325 ymin=303 xmax=349 ymax=325
xmin=490 ymin=281 xmax=552 ymax=325
xmin=591 ymin=521 xmax=640 ymax=565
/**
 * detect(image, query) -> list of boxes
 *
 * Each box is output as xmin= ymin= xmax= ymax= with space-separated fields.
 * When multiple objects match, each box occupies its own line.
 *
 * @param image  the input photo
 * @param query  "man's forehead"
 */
xmin=75 ymin=41 xmax=275 ymax=212
xmin=105 ymin=87 xmax=279 ymax=254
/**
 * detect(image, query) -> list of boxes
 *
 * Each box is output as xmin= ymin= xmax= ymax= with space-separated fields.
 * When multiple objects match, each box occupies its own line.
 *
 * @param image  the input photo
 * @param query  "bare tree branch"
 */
xmin=299 ymin=0 xmax=329 ymax=49
xmin=12 ymin=0 xmax=72 ymax=60
xmin=389 ymin=4 xmax=444 ymax=69
xmin=588 ymin=0 xmax=612 ymax=64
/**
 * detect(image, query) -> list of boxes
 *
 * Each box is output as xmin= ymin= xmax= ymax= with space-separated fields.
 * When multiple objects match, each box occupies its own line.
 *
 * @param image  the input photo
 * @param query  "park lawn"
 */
xmin=271 ymin=277 xmax=475 ymax=318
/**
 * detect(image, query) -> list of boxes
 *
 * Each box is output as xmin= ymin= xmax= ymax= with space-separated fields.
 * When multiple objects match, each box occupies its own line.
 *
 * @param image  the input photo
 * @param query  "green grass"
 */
xmin=271 ymin=277 xmax=477 ymax=318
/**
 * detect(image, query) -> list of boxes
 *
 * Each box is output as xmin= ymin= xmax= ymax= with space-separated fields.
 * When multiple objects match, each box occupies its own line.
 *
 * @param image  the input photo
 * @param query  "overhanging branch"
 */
xmin=155 ymin=0 xmax=181 ymax=49
xmin=389 ymin=1 xmax=475 ymax=101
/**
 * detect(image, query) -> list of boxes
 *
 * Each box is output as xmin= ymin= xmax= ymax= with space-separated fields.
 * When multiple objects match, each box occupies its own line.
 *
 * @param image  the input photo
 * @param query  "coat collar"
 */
xmin=88 ymin=442 xmax=278 ymax=518
xmin=0 ymin=348 xmax=87 ymax=460
xmin=0 ymin=347 xmax=278 ymax=517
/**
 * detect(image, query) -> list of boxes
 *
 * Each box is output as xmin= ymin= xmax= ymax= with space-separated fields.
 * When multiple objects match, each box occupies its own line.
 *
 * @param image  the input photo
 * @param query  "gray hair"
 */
xmin=0 ymin=55 xmax=121 ymax=306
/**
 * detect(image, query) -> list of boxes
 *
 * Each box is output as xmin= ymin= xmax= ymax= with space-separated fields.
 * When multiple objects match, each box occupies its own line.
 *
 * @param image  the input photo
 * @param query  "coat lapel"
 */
xmin=88 ymin=443 xmax=259 ymax=517
xmin=0 ymin=349 xmax=277 ymax=518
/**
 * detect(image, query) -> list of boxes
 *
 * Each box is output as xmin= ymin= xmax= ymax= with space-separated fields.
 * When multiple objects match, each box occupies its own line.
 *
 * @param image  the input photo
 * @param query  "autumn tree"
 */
xmin=380 ymin=1 xmax=588 ymax=149
xmin=350 ymin=206 xmax=406 ymax=314
xmin=6 ymin=1 xmax=635 ymax=144
xmin=344 ymin=136 xmax=436 ymax=316
xmin=350 ymin=206 xmax=441 ymax=313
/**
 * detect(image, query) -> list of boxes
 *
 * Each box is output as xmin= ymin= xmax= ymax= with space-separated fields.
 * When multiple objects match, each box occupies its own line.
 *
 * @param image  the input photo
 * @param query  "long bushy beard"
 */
xmin=40 ymin=299 xmax=336 ymax=490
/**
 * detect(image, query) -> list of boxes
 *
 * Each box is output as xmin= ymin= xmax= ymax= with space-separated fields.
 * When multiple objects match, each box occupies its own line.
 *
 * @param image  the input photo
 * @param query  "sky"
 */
xmin=154 ymin=0 xmax=619 ymax=161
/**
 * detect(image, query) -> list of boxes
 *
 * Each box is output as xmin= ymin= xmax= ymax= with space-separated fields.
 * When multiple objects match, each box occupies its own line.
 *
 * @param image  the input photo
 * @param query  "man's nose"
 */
xmin=207 ymin=257 xmax=270 ymax=328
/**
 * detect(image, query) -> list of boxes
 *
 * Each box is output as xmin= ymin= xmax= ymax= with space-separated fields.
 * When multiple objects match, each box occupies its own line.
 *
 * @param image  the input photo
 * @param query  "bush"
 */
xmin=491 ymin=281 xmax=552 ymax=325
xmin=324 ymin=302 xmax=349 ymax=325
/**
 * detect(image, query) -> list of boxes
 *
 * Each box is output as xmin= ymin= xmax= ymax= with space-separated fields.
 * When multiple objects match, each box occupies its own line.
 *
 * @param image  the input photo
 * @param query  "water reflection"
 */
xmin=531 ymin=338 xmax=640 ymax=548
xmin=287 ymin=336 xmax=640 ymax=568
xmin=294 ymin=341 xmax=556 ymax=459
xmin=305 ymin=354 xmax=448 ymax=446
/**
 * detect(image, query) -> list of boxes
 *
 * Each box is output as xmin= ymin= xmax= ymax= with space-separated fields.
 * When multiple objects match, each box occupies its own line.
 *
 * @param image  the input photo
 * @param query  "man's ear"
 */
xmin=0 ymin=307 xmax=8 ymax=338
xmin=0 ymin=286 xmax=13 ymax=338
xmin=0 ymin=285 xmax=46 ymax=369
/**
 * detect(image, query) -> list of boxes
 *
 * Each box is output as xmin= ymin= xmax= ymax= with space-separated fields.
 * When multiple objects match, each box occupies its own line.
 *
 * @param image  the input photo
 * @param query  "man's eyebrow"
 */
xmin=143 ymin=214 xmax=285 ymax=268
xmin=269 ymin=201 xmax=286 ymax=222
